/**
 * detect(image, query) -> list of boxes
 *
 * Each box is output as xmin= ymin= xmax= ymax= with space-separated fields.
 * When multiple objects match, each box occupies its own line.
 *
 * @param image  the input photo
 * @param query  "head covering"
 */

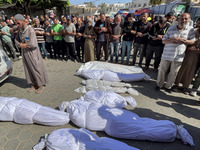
xmin=66 ymin=15 xmax=71 ymax=20
xmin=88 ymin=18 xmax=93 ymax=23
xmin=14 ymin=14 xmax=25 ymax=21
xmin=50 ymin=12 xmax=54 ymax=18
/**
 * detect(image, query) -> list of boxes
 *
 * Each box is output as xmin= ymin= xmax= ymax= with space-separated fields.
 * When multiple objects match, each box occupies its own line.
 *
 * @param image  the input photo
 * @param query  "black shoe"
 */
xmin=164 ymin=87 xmax=172 ymax=93
xmin=171 ymin=85 xmax=179 ymax=92
xmin=153 ymin=68 xmax=158 ymax=73
xmin=155 ymin=86 xmax=160 ymax=91
xmin=144 ymin=66 xmax=149 ymax=71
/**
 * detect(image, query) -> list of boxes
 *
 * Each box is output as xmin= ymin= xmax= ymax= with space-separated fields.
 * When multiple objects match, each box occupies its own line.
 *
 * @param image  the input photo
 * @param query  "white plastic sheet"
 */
xmin=80 ymin=91 xmax=137 ymax=108
xmin=33 ymin=128 xmax=139 ymax=150
xmin=0 ymin=97 xmax=69 ymax=126
xmin=65 ymin=100 xmax=194 ymax=146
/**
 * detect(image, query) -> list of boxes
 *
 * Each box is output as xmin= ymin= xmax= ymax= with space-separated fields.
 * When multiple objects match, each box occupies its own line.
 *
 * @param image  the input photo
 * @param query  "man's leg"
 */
xmin=145 ymin=44 xmax=154 ymax=69
xmin=6 ymin=42 xmax=17 ymax=59
xmin=132 ymin=43 xmax=139 ymax=65
xmin=96 ymin=41 xmax=101 ymax=61
xmin=125 ymin=41 xmax=132 ymax=64
xmin=38 ymin=43 xmax=43 ymax=57
xmin=121 ymin=41 xmax=127 ymax=64
xmin=157 ymin=60 xmax=171 ymax=88
xmin=110 ymin=42 xmax=114 ymax=62
xmin=76 ymin=41 xmax=81 ymax=60
xmin=138 ymin=44 xmax=145 ymax=66
xmin=115 ymin=42 xmax=120 ymax=63
xmin=80 ymin=41 xmax=84 ymax=61
xmin=42 ymin=42 xmax=47 ymax=58
xmin=53 ymin=41 xmax=57 ymax=59
xmin=69 ymin=42 xmax=77 ymax=60
xmin=103 ymin=42 xmax=109 ymax=61
xmin=165 ymin=61 xmax=182 ymax=89
xmin=154 ymin=45 xmax=164 ymax=69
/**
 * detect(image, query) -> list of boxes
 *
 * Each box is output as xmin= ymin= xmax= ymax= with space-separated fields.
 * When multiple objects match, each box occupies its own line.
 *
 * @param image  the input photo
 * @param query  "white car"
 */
xmin=0 ymin=49 xmax=12 ymax=83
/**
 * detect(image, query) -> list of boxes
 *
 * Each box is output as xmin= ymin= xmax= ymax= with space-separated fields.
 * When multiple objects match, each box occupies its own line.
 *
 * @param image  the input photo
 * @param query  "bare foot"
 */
xmin=35 ymin=86 xmax=45 ymax=94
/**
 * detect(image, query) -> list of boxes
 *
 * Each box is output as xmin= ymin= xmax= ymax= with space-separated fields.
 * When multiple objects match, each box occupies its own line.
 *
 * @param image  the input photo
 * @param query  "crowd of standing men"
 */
xmin=1 ymin=12 xmax=200 ymax=102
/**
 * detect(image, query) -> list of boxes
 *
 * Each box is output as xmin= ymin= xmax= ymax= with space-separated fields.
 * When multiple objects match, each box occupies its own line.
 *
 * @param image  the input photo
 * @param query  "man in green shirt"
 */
xmin=0 ymin=19 xmax=17 ymax=60
xmin=51 ymin=17 xmax=63 ymax=60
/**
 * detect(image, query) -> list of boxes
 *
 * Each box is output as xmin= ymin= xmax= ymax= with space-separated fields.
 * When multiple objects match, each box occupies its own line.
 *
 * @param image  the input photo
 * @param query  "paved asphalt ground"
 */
xmin=0 ymin=58 xmax=200 ymax=150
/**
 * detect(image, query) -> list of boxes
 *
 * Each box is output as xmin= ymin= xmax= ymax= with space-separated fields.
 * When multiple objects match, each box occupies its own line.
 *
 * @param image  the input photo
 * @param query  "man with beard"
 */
xmin=156 ymin=13 xmax=195 ymax=93
xmin=94 ymin=13 xmax=111 ymax=61
xmin=75 ymin=17 xmax=85 ymax=62
xmin=14 ymin=14 xmax=48 ymax=94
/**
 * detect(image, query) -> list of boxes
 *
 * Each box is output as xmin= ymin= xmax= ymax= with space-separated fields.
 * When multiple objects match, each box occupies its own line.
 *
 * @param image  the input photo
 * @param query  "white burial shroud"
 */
xmin=75 ymin=79 xmax=139 ymax=95
xmin=0 ymin=97 xmax=69 ymax=126
xmin=68 ymin=90 xmax=136 ymax=108
xmin=33 ymin=128 xmax=139 ymax=150
xmin=76 ymin=61 xmax=150 ymax=82
xmin=64 ymin=100 xmax=194 ymax=146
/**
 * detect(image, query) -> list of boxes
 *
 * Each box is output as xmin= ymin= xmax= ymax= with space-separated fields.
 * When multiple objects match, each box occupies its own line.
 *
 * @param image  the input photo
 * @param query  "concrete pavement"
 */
xmin=0 ymin=59 xmax=199 ymax=150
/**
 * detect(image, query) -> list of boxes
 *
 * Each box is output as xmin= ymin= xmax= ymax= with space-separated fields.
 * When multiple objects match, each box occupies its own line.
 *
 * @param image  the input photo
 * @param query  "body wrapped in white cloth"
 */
xmin=60 ymin=100 xmax=194 ymax=146
xmin=76 ymin=61 xmax=150 ymax=82
xmin=77 ymin=91 xmax=137 ymax=108
xmin=33 ymin=128 xmax=139 ymax=150
xmin=0 ymin=97 xmax=69 ymax=126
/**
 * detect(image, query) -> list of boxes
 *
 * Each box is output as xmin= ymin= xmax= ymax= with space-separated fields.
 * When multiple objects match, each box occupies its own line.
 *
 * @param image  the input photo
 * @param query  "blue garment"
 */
xmin=121 ymin=41 xmax=132 ymax=64
xmin=38 ymin=43 xmax=47 ymax=58
xmin=110 ymin=42 xmax=121 ymax=63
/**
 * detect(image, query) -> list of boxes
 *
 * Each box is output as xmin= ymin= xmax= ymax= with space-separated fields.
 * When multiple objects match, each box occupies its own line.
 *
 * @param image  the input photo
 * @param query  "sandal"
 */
xmin=35 ymin=86 xmax=45 ymax=94
xmin=27 ymin=86 xmax=35 ymax=92
xmin=196 ymin=101 xmax=200 ymax=106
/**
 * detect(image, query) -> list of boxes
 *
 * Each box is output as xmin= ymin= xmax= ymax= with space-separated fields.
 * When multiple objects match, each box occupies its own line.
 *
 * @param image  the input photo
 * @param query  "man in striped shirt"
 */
xmin=34 ymin=19 xmax=48 ymax=60
xmin=156 ymin=13 xmax=195 ymax=93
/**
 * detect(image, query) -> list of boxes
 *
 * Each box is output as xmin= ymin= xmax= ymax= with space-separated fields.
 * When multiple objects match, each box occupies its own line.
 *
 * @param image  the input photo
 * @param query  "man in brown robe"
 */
xmin=14 ymin=14 xmax=48 ymax=94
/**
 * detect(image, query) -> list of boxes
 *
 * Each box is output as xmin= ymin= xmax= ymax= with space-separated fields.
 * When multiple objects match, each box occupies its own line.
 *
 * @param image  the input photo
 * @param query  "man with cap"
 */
xmin=63 ymin=15 xmax=77 ymax=62
xmin=14 ymin=14 xmax=48 ymax=94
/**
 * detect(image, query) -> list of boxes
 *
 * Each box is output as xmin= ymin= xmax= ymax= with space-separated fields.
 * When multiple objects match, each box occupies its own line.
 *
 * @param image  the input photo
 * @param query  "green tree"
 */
xmin=0 ymin=0 xmax=70 ymax=15
xmin=150 ymin=0 xmax=164 ymax=5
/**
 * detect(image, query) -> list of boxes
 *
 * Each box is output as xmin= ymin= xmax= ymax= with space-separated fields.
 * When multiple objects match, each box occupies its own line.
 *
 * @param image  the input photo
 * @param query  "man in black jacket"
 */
xmin=144 ymin=17 xmax=170 ymax=71
xmin=94 ymin=13 xmax=111 ymax=61
xmin=121 ymin=13 xmax=134 ymax=64
xmin=131 ymin=12 xmax=152 ymax=67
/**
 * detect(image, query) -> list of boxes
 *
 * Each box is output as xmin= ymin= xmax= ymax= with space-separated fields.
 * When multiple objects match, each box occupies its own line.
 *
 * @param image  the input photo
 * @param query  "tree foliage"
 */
xmin=0 ymin=0 xmax=70 ymax=14
xmin=150 ymin=0 xmax=165 ymax=5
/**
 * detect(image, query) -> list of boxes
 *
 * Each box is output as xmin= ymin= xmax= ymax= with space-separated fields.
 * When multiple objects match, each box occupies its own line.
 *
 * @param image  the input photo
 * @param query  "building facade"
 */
xmin=132 ymin=0 xmax=150 ymax=8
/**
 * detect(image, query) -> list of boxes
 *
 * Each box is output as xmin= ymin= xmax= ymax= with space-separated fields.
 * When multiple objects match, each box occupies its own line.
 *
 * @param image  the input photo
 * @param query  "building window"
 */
xmin=138 ymin=4 xmax=141 ymax=7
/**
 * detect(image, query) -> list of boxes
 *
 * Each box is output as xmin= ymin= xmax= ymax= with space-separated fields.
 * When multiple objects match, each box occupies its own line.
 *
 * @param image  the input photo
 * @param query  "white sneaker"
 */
xmin=190 ymin=91 xmax=197 ymax=97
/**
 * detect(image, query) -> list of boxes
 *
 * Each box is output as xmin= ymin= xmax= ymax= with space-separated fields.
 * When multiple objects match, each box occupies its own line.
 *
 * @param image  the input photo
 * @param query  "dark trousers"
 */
xmin=145 ymin=44 xmax=164 ymax=69
xmin=53 ymin=40 xmax=62 ymax=59
xmin=96 ymin=41 xmax=108 ymax=61
xmin=65 ymin=42 xmax=76 ymax=60
xmin=132 ymin=43 xmax=145 ymax=65
xmin=76 ymin=40 xmax=84 ymax=60
xmin=46 ymin=42 xmax=54 ymax=59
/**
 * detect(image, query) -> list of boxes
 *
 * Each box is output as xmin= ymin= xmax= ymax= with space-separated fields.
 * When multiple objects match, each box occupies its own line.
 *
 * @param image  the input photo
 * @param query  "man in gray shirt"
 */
xmin=110 ymin=15 xmax=122 ymax=63
xmin=63 ymin=15 xmax=77 ymax=62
